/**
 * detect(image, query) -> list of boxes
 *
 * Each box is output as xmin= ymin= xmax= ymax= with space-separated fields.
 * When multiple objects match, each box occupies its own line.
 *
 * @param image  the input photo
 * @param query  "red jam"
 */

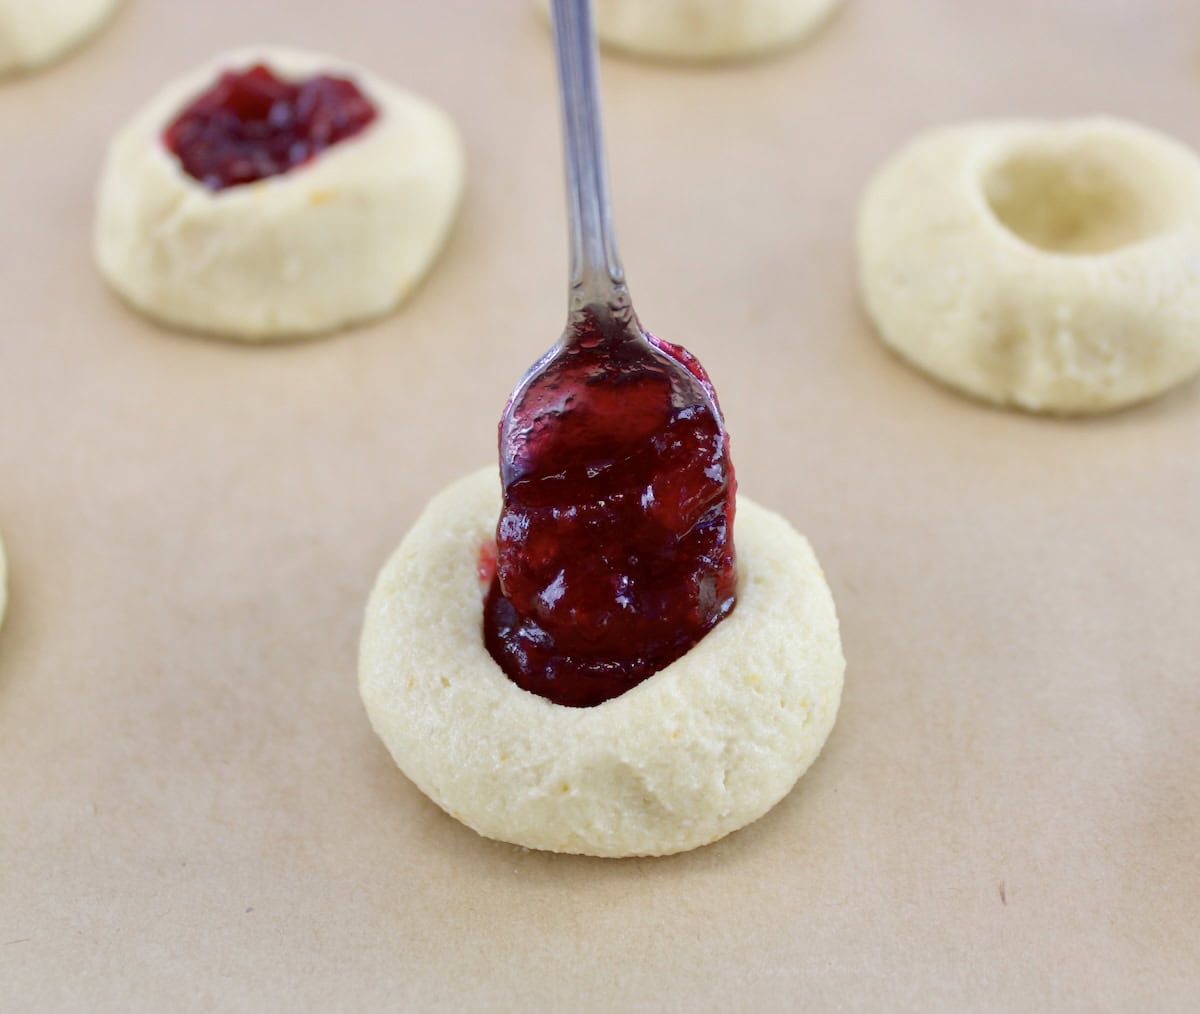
xmin=484 ymin=312 xmax=737 ymax=708
xmin=163 ymin=65 xmax=377 ymax=190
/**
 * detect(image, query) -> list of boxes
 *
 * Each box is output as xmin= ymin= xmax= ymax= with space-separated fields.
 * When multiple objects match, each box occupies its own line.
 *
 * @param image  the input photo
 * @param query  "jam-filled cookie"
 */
xmin=94 ymin=47 xmax=464 ymax=341
xmin=858 ymin=118 xmax=1200 ymax=413
xmin=361 ymin=308 xmax=843 ymax=857
xmin=0 ymin=0 xmax=119 ymax=75
xmin=360 ymin=468 xmax=843 ymax=857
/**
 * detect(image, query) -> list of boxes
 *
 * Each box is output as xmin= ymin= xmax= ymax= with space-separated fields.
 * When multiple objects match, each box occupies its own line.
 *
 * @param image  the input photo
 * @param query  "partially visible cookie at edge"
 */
xmin=538 ymin=0 xmax=841 ymax=62
xmin=0 ymin=0 xmax=120 ymax=76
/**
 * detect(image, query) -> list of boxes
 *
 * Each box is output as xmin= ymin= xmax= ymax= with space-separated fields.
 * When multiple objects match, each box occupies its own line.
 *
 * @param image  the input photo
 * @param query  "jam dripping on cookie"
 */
xmin=483 ymin=309 xmax=737 ymax=708
xmin=163 ymin=64 xmax=377 ymax=190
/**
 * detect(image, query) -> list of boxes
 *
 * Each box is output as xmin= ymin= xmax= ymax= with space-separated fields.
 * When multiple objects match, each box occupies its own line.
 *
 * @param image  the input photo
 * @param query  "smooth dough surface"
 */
xmin=0 ymin=0 xmax=118 ymax=75
xmin=540 ymin=0 xmax=839 ymax=62
xmin=95 ymin=47 xmax=464 ymax=341
xmin=858 ymin=117 xmax=1200 ymax=413
xmin=359 ymin=467 xmax=845 ymax=858
xmin=0 ymin=534 xmax=6 ymax=628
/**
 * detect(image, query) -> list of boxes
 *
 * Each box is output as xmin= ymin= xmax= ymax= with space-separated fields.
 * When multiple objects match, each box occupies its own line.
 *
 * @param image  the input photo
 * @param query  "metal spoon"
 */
xmin=498 ymin=0 xmax=725 ymax=486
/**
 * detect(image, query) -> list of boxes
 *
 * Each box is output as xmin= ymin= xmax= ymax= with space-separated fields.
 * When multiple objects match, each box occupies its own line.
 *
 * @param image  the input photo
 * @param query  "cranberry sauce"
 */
xmin=484 ymin=312 xmax=737 ymax=708
xmin=163 ymin=65 xmax=377 ymax=190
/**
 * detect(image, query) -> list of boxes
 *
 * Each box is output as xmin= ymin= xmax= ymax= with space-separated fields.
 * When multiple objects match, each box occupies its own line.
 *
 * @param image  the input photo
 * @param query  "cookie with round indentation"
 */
xmin=857 ymin=117 xmax=1200 ymax=413
xmin=359 ymin=467 xmax=845 ymax=858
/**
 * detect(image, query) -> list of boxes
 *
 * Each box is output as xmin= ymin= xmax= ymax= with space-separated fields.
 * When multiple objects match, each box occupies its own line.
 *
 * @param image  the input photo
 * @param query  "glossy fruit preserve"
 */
xmin=163 ymin=65 xmax=377 ymax=190
xmin=484 ymin=312 xmax=737 ymax=708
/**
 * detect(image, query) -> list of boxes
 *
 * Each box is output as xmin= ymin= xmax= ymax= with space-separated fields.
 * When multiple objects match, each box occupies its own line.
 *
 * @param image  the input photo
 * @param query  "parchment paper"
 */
xmin=2 ymin=1 xmax=1198 ymax=1009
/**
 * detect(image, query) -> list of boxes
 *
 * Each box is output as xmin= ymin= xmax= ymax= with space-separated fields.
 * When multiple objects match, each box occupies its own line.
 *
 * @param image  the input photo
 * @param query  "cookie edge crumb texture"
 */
xmin=93 ymin=46 xmax=465 ymax=342
xmin=857 ymin=117 xmax=1200 ymax=414
xmin=359 ymin=467 xmax=846 ymax=858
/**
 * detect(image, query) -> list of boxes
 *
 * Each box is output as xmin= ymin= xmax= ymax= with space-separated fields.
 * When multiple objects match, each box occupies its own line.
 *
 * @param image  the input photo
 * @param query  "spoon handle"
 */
xmin=551 ymin=0 xmax=629 ymax=319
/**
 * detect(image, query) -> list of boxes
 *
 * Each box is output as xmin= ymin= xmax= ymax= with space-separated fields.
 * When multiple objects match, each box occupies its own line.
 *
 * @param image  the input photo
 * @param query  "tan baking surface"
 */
xmin=2 ymin=1 xmax=1198 ymax=1009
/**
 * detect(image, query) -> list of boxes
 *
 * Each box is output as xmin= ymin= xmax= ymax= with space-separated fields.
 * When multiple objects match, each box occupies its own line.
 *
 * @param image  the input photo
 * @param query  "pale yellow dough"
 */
xmin=0 ymin=534 xmax=6 ymax=628
xmin=858 ymin=118 xmax=1200 ymax=413
xmin=94 ymin=47 xmax=464 ymax=341
xmin=359 ymin=468 xmax=845 ymax=858
xmin=539 ymin=0 xmax=840 ymax=62
xmin=0 ymin=0 xmax=118 ymax=75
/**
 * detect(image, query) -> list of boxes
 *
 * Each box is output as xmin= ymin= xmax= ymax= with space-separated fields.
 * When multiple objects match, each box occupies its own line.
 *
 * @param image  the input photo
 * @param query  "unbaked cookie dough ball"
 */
xmin=858 ymin=118 xmax=1200 ymax=413
xmin=0 ymin=0 xmax=119 ymax=75
xmin=540 ymin=0 xmax=840 ymax=62
xmin=95 ymin=47 xmax=464 ymax=342
xmin=359 ymin=468 xmax=845 ymax=858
